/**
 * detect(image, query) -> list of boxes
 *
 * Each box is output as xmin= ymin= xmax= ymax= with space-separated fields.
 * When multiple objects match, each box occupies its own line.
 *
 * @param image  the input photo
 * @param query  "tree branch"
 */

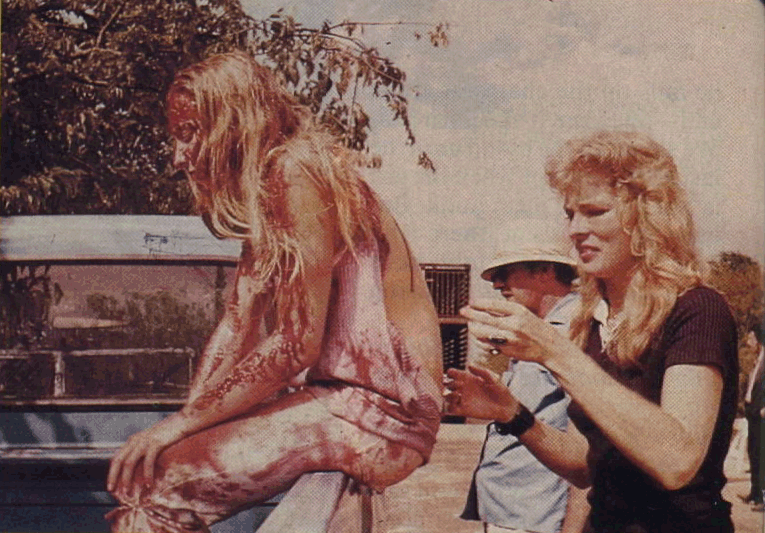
xmin=326 ymin=20 xmax=436 ymax=31
xmin=96 ymin=3 xmax=124 ymax=49
xmin=72 ymin=47 xmax=122 ymax=59
xmin=310 ymin=42 xmax=404 ymax=87
xmin=66 ymin=73 xmax=109 ymax=88
xmin=70 ymin=3 xmax=126 ymax=59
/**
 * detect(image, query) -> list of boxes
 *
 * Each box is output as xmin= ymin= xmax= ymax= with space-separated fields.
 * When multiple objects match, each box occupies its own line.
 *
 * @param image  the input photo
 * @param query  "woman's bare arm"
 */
xmin=108 ymin=166 xmax=335 ymax=491
xmin=462 ymin=299 xmax=724 ymax=491
xmin=179 ymin=168 xmax=335 ymax=428
xmin=188 ymin=315 xmax=239 ymax=402
xmin=187 ymin=247 xmax=277 ymax=402
xmin=187 ymin=293 xmax=256 ymax=402
xmin=445 ymin=365 xmax=591 ymax=486
xmin=550 ymin=353 xmax=722 ymax=490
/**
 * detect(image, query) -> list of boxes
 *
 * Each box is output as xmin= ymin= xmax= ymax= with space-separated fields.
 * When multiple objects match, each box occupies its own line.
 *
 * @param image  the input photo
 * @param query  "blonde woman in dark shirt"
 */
xmin=447 ymin=131 xmax=738 ymax=533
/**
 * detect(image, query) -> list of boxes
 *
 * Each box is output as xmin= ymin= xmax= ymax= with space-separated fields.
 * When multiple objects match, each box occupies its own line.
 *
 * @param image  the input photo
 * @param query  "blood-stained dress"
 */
xmin=306 ymin=236 xmax=442 ymax=459
xmin=106 ymin=235 xmax=442 ymax=533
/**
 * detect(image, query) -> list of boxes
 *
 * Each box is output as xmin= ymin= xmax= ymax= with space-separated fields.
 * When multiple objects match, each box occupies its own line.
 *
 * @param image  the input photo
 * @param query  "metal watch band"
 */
xmin=494 ymin=404 xmax=535 ymax=436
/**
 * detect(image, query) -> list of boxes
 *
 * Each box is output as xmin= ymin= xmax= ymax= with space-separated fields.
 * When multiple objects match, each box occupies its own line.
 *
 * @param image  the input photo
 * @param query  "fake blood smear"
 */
xmin=192 ymin=333 xmax=305 ymax=411
xmin=260 ymin=162 xmax=293 ymax=232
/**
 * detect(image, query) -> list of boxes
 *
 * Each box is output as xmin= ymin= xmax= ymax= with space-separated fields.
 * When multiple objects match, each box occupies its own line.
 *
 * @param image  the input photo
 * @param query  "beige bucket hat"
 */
xmin=480 ymin=224 xmax=577 ymax=281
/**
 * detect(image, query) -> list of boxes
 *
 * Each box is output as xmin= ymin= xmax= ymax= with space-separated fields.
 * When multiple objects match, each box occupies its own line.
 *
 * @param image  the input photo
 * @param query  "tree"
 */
xmin=706 ymin=252 xmax=764 ymax=340
xmin=85 ymin=290 xmax=215 ymax=351
xmin=706 ymin=251 xmax=765 ymax=411
xmin=0 ymin=263 xmax=63 ymax=349
xmin=1 ymin=0 xmax=445 ymax=215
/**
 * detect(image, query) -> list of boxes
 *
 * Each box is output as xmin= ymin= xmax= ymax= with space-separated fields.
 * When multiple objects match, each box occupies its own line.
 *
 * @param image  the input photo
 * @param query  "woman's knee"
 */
xmin=343 ymin=439 xmax=423 ymax=491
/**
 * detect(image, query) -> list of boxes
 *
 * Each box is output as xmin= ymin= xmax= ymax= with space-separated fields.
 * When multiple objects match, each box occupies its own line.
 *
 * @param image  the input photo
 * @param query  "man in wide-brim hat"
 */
xmin=457 ymin=225 xmax=590 ymax=533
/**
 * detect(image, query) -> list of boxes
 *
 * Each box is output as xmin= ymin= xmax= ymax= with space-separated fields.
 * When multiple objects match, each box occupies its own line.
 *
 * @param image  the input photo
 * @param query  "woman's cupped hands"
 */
xmin=459 ymin=299 xmax=569 ymax=366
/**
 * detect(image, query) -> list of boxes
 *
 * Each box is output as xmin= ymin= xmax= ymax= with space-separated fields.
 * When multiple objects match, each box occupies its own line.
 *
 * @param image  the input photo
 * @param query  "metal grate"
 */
xmin=420 ymin=264 xmax=470 ymax=317
xmin=419 ymin=263 xmax=471 ymax=378
xmin=440 ymin=323 xmax=469 ymax=371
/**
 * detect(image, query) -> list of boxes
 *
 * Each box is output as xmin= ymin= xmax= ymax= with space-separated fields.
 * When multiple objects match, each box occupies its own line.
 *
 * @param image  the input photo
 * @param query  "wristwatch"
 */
xmin=494 ymin=404 xmax=535 ymax=436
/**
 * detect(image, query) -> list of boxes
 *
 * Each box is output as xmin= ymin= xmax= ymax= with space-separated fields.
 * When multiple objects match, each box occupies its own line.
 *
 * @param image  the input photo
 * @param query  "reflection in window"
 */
xmin=0 ymin=263 xmax=235 ymax=404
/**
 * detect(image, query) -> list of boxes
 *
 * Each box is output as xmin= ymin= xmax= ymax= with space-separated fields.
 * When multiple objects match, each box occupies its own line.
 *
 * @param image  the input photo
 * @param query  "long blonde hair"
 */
xmin=545 ymin=131 xmax=702 ymax=366
xmin=168 ymin=51 xmax=380 ymax=330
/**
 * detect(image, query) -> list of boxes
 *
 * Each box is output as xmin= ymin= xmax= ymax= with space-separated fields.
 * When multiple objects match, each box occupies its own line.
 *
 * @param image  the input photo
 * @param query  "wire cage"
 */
xmin=439 ymin=323 xmax=469 ymax=372
xmin=420 ymin=263 xmax=470 ymax=318
xmin=419 ymin=263 xmax=470 ymax=375
xmin=421 ymin=264 xmax=471 ymax=424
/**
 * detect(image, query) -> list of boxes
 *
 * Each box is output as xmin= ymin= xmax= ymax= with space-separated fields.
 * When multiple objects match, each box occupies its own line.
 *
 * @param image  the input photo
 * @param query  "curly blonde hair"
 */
xmin=168 ymin=51 xmax=380 ymax=329
xmin=545 ymin=131 xmax=702 ymax=367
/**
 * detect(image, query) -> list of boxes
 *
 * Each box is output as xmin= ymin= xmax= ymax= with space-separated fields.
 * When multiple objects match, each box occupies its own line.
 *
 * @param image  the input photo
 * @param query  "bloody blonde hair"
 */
xmin=545 ymin=131 xmax=702 ymax=367
xmin=168 ymin=51 xmax=379 ymax=330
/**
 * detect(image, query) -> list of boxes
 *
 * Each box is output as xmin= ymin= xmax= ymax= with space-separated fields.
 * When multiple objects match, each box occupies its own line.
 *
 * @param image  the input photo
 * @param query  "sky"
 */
xmin=243 ymin=0 xmax=765 ymax=297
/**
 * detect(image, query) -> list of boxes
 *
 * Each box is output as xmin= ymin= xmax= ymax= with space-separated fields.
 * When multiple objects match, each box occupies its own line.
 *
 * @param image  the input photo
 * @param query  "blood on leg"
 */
xmin=108 ymin=389 xmax=421 ymax=532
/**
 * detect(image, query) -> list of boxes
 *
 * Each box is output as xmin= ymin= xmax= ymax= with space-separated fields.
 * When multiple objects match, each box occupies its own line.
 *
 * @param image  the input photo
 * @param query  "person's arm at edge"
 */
xmin=546 ymin=346 xmax=722 ymax=491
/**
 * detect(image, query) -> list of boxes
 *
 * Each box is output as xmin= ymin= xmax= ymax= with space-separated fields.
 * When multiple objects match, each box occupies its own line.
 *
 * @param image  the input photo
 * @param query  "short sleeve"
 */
xmin=661 ymin=287 xmax=738 ymax=374
xmin=510 ymin=361 xmax=569 ymax=430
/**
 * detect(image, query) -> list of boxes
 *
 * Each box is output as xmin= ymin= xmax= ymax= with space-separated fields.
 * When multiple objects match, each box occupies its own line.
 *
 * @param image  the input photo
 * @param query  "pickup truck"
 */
xmin=0 ymin=215 xmax=469 ymax=532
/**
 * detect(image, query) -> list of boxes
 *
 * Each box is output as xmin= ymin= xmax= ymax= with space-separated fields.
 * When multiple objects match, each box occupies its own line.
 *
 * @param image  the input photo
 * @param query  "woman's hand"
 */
xmin=443 ymin=365 xmax=518 ymax=421
xmin=460 ymin=299 xmax=571 ymax=366
xmin=107 ymin=412 xmax=191 ymax=495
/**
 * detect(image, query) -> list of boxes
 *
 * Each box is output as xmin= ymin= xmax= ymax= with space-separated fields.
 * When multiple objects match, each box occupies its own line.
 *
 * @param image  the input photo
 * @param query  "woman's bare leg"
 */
xmin=107 ymin=389 xmax=421 ymax=532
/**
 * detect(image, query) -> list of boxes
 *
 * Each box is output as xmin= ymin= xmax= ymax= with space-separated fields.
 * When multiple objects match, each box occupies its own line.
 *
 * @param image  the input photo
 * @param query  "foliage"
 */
xmin=705 ymin=251 xmax=765 ymax=410
xmin=85 ymin=290 xmax=215 ymax=351
xmin=0 ymin=264 xmax=63 ymax=349
xmin=2 ymin=0 xmax=444 ymax=215
xmin=706 ymin=252 xmax=764 ymax=342
xmin=0 ymin=265 xmax=212 ymax=352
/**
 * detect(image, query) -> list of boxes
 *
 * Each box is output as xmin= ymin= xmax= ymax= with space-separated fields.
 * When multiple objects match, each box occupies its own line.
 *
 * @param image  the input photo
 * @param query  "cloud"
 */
xmin=242 ymin=0 xmax=764 ymax=263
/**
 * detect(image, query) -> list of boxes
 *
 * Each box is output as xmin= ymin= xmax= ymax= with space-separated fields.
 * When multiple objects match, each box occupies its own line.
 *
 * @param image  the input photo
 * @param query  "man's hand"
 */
xmin=443 ymin=365 xmax=518 ymax=421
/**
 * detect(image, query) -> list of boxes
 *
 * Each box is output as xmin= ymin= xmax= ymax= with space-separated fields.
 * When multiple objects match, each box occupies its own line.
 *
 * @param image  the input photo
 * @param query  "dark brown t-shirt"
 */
xmin=569 ymin=286 xmax=738 ymax=533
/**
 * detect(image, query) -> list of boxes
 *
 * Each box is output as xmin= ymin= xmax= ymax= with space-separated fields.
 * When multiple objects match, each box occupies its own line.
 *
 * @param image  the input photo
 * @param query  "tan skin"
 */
xmin=446 ymin=176 xmax=723 ymax=491
xmin=107 ymin=93 xmax=442 ymax=496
